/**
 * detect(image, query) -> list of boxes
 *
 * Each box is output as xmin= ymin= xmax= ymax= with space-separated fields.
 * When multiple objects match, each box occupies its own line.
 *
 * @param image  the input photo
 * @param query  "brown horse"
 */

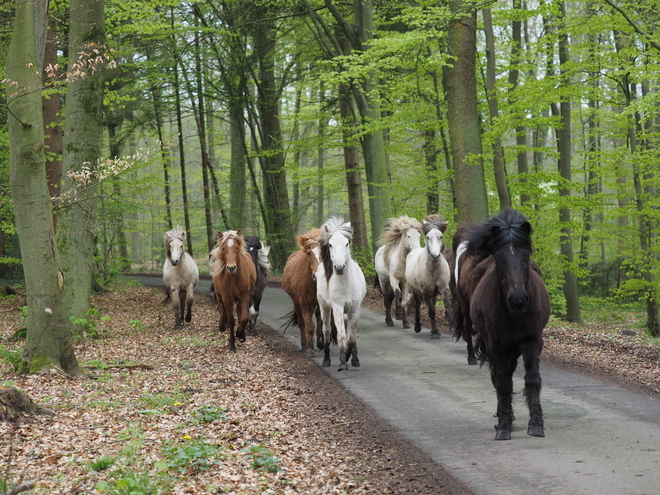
xmin=210 ymin=230 xmax=256 ymax=352
xmin=454 ymin=209 xmax=550 ymax=440
xmin=282 ymin=228 xmax=324 ymax=357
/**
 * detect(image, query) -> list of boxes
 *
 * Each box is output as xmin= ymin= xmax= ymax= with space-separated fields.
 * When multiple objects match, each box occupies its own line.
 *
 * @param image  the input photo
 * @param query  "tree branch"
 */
xmin=602 ymin=0 xmax=660 ymax=52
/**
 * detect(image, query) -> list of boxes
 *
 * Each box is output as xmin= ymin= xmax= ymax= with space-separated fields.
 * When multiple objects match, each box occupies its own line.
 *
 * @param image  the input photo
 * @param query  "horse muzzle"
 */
xmin=507 ymin=293 xmax=529 ymax=313
xmin=170 ymin=259 xmax=179 ymax=267
xmin=334 ymin=265 xmax=345 ymax=275
xmin=227 ymin=265 xmax=237 ymax=274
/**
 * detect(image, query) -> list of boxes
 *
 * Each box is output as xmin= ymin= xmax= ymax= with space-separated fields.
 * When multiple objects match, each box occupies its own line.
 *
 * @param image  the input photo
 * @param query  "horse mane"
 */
xmin=378 ymin=216 xmax=422 ymax=246
xmin=164 ymin=227 xmax=186 ymax=259
xmin=210 ymin=230 xmax=248 ymax=277
xmin=320 ymin=217 xmax=353 ymax=281
xmin=465 ymin=208 xmax=533 ymax=261
xmin=297 ymin=228 xmax=322 ymax=252
xmin=422 ymin=214 xmax=448 ymax=235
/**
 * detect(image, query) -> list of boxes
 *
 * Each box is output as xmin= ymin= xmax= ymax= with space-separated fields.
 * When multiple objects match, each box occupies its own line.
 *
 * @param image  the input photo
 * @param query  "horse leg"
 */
xmin=425 ymin=293 xmax=440 ymax=339
xmin=301 ymin=306 xmax=316 ymax=358
xmin=464 ymin=317 xmax=477 ymax=365
xmin=223 ymin=300 xmax=237 ymax=352
xmin=491 ymin=354 xmax=517 ymax=440
xmin=347 ymin=310 xmax=360 ymax=368
xmin=184 ymin=285 xmax=194 ymax=323
xmin=394 ymin=286 xmax=403 ymax=321
xmin=384 ymin=286 xmax=394 ymax=326
xmin=441 ymin=287 xmax=453 ymax=326
xmin=320 ymin=304 xmax=333 ymax=367
xmin=413 ymin=292 xmax=422 ymax=333
xmin=334 ymin=306 xmax=349 ymax=371
xmin=236 ymin=299 xmax=249 ymax=343
xmin=523 ymin=340 xmax=545 ymax=437
xmin=315 ymin=306 xmax=324 ymax=350
xmin=171 ymin=287 xmax=182 ymax=329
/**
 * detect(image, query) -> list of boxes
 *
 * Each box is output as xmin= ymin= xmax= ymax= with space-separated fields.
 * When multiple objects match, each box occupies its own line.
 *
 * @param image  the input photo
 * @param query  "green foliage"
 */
xmin=129 ymin=319 xmax=143 ymax=332
xmin=353 ymin=245 xmax=375 ymax=280
xmin=90 ymin=456 xmax=116 ymax=472
xmin=161 ymin=437 xmax=223 ymax=474
xmin=188 ymin=403 xmax=227 ymax=425
xmin=243 ymin=444 xmax=282 ymax=473
xmin=95 ymin=468 xmax=169 ymax=495
xmin=70 ymin=307 xmax=111 ymax=339
xmin=0 ymin=345 xmax=22 ymax=372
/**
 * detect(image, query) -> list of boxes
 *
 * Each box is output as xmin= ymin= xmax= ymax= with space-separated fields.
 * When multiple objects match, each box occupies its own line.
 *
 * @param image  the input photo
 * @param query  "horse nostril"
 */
xmin=171 ymin=259 xmax=179 ymax=266
xmin=508 ymin=294 xmax=528 ymax=312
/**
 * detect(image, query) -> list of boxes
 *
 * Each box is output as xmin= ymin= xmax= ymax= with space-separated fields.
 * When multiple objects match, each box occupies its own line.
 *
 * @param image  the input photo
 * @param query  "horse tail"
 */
xmin=281 ymin=307 xmax=299 ymax=332
xmin=473 ymin=334 xmax=488 ymax=365
xmin=374 ymin=275 xmax=382 ymax=294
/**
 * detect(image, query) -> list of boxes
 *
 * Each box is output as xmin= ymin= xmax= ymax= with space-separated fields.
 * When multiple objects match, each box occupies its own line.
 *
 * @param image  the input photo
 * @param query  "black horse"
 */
xmin=454 ymin=208 xmax=550 ymax=440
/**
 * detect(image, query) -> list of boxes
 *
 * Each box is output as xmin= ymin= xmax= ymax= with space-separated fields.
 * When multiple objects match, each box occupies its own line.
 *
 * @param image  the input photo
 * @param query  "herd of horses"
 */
xmin=161 ymin=208 xmax=550 ymax=440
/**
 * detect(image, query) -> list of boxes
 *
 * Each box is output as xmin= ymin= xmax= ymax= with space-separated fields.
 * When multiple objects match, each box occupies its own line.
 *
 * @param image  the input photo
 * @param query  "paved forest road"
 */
xmin=134 ymin=276 xmax=659 ymax=494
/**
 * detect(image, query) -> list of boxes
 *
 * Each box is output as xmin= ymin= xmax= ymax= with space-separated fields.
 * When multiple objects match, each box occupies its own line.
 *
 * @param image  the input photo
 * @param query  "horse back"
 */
xmin=282 ymin=250 xmax=318 ymax=305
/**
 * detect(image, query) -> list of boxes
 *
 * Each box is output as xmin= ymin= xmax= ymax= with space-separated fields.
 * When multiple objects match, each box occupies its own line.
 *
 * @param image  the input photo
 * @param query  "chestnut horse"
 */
xmin=282 ymin=228 xmax=324 ymax=357
xmin=454 ymin=209 xmax=550 ymax=440
xmin=210 ymin=230 xmax=256 ymax=352
xmin=162 ymin=228 xmax=199 ymax=329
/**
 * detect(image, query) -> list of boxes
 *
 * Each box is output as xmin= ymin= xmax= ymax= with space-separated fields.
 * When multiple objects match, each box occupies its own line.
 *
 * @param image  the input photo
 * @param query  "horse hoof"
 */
xmin=322 ymin=359 xmax=331 ymax=367
xmin=431 ymin=332 xmax=440 ymax=339
xmin=414 ymin=324 xmax=421 ymax=333
xmin=304 ymin=349 xmax=315 ymax=358
xmin=337 ymin=363 xmax=348 ymax=371
xmin=403 ymin=322 xmax=410 ymax=329
xmin=468 ymin=357 xmax=477 ymax=365
xmin=175 ymin=324 xmax=183 ymax=330
xmin=351 ymin=357 xmax=360 ymax=367
xmin=495 ymin=429 xmax=511 ymax=440
xmin=528 ymin=425 xmax=545 ymax=437
xmin=385 ymin=320 xmax=394 ymax=327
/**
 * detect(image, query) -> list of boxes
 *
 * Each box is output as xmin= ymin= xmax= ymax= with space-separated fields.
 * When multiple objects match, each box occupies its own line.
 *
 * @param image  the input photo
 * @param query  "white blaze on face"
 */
xmin=227 ymin=239 xmax=235 ymax=247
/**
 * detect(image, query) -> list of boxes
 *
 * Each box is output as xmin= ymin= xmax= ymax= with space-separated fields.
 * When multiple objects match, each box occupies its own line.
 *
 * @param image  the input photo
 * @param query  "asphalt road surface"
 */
xmin=134 ymin=275 xmax=659 ymax=495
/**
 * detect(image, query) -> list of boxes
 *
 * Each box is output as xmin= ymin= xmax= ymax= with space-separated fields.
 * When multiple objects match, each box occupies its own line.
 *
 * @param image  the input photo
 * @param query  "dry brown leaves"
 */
xmin=0 ymin=284 xmax=469 ymax=495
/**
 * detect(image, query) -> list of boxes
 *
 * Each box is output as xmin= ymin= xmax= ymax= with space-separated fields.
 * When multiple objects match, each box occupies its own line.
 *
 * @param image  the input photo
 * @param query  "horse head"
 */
xmin=320 ymin=218 xmax=353 ymax=276
xmin=423 ymin=215 xmax=448 ymax=262
xmin=165 ymin=228 xmax=186 ymax=266
xmin=211 ymin=229 xmax=245 ymax=275
xmin=473 ymin=209 xmax=533 ymax=314
xmin=297 ymin=229 xmax=321 ymax=281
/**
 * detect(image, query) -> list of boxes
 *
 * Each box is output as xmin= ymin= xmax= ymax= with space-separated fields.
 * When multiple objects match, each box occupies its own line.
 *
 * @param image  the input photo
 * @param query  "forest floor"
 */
xmin=0 ymin=279 xmax=658 ymax=494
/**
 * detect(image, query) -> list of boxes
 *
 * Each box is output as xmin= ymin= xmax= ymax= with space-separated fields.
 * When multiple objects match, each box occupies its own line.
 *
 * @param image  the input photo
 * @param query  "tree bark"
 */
xmin=7 ymin=0 xmax=80 ymax=375
xmin=443 ymin=2 xmax=488 ymax=224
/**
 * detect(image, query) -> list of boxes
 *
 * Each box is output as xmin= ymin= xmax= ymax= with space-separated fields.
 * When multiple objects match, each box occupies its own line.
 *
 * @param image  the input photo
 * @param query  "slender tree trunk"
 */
xmin=8 ymin=0 xmax=79 ymax=375
xmin=316 ymin=82 xmax=326 ymax=227
xmin=57 ymin=0 xmax=105 ymax=325
xmin=443 ymin=2 xmax=488 ymax=224
xmin=42 ymin=16 xmax=63 ymax=223
xmin=254 ymin=16 xmax=294 ymax=269
xmin=554 ymin=0 xmax=581 ymax=323
xmin=483 ymin=7 xmax=511 ymax=210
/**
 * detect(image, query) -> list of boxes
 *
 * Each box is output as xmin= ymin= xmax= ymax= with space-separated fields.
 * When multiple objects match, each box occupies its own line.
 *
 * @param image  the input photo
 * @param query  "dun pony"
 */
xmin=317 ymin=218 xmax=366 ymax=371
xmin=403 ymin=214 xmax=452 ymax=338
xmin=162 ymin=228 xmax=199 ymax=329
xmin=374 ymin=216 xmax=422 ymax=329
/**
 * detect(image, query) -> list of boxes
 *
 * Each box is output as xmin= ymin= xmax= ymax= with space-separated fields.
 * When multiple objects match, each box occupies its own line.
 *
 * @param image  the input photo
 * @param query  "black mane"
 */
xmin=466 ymin=208 xmax=532 ymax=260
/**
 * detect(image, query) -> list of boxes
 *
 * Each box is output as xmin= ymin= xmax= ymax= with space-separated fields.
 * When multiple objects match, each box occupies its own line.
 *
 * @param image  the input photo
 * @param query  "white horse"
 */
xmin=404 ymin=214 xmax=452 ymax=339
xmin=163 ymin=227 xmax=199 ymax=329
xmin=316 ymin=217 xmax=367 ymax=371
xmin=374 ymin=216 xmax=422 ymax=328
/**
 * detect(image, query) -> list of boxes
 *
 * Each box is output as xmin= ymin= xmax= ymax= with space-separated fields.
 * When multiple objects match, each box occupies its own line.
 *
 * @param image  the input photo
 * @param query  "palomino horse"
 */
xmin=374 ymin=216 xmax=422 ymax=329
xmin=162 ymin=228 xmax=199 ymax=329
xmin=210 ymin=230 xmax=256 ymax=352
xmin=282 ymin=228 xmax=324 ymax=357
xmin=244 ymin=235 xmax=271 ymax=335
xmin=457 ymin=208 xmax=550 ymax=440
xmin=403 ymin=214 xmax=451 ymax=339
xmin=317 ymin=218 xmax=366 ymax=371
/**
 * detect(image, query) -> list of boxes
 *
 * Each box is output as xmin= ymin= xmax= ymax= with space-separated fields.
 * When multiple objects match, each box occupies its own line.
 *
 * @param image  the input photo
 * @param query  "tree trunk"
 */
xmin=56 ymin=0 xmax=105 ymax=327
xmin=443 ymin=2 xmax=488 ymax=224
xmin=554 ymin=0 xmax=581 ymax=323
xmin=7 ymin=0 xmax=80 ymax=375
xmin=254 ymin=15 xmax=295 ymax=269
xmin=316 ymin=82 xmax=326 ymax=228
xmin=483 ymin=7 xmax=511 ymax=211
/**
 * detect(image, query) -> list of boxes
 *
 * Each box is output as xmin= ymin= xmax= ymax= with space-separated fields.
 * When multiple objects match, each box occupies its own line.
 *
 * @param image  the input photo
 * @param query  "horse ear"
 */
xmin=440 ymin=222 xmax=448 ymax=233
xmin=217 ymin=230 xmax=223 ymax=240
xmin=236 ymin=229 xmax=242 ymax=237
xmin=522 ymin=222 xmax=532 ymax=235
